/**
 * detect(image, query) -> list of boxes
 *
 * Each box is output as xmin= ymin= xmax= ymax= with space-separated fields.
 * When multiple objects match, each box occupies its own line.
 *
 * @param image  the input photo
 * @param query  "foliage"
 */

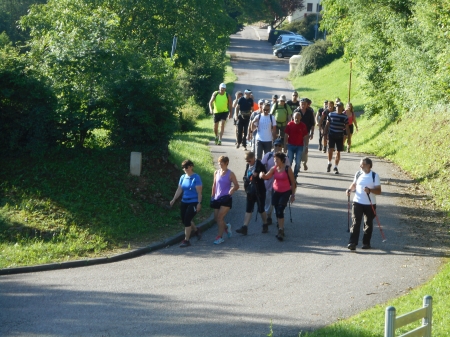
xmin=0 ymin=0 xmax=46 ymax=44
xmin=178 ymin=97 xmax=205 ymax=132
xmin=282 ymin=14 xmax=324 ymax=40
xmin=293 ymin=39 xmax=343 ymax=76
xmin=0 ymin=36 xmax=60 ymax=154
xmin=320 ymin=0 xmax=450 ymax=118
xmin=177 ymin=51 xmax=227 ymax=108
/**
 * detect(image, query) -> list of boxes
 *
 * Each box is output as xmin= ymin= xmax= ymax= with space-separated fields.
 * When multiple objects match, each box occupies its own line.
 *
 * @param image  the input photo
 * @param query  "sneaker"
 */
xmin=334 ymin=168 xmax=339 ymax=175
xmin=218 ymin=140 xmax=221 ymax=145
xmin=327 ymin=163 xmax=332 ymax=172
xmin=213 ymin=236 xmax=224 ymax=245
xmin=362 ymin=244 xmax=371 ymax=249
xmin=215 ymin=137 xmax=218 ymax=145
xmin=347 ymin=243 xmax=356 ymax=251
xmin=347 ymin=147 xmax=350 ymax=153
xmin=180 ymin=240 xmax=191 ymax=248
xmin=195 ymin=228 xmax=202 ymax=240
xmin=243 ymin=146 xmax=247 ymax=151
xmin=262 ymin=224 xmax=268 ymax=233
xmin=276 ymin=228 xmax=285 ymax=241
xmin=236 ymin=144 xmax=240 ymax=149
xmin=323 ymin=146 xmax=327 ymax=153
xmin=236 ymin=225 xmax=248 ymax=235
xmin=267 ymin=217 xmax=273 ymax=225
xmin=319 ymin=145 xmax=322 ymax=151
xmin=226 ymin=223 xmax=232 ymax=238
xmin=303 ymin=163 xmax=308 ymax=171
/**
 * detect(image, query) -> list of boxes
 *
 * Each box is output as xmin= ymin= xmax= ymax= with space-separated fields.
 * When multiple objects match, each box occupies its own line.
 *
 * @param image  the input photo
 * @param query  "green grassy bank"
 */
xmin=290 ymin=58 xmax=450 ymax=336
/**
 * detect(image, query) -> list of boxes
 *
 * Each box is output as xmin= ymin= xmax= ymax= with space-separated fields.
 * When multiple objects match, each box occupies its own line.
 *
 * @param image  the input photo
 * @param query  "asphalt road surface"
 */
xmin=0 ymin=26 xmax=445 ymax=337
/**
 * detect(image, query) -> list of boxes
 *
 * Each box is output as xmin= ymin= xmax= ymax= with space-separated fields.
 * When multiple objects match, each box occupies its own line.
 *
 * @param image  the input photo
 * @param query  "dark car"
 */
xmin=273 ymin=42 xmax=304 ymax=58
xmin=268 ymin=29 xmax=295 ymax=45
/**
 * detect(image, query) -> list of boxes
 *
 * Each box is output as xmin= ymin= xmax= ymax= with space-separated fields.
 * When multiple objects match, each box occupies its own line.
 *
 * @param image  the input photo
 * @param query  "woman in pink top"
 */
xmin=343 ymin=102 xmax=358 ymax=153
xmin=259 ymin=152 xmax=296 ymax=241
xmin=210 ymin=156 xmax=239 ymax=245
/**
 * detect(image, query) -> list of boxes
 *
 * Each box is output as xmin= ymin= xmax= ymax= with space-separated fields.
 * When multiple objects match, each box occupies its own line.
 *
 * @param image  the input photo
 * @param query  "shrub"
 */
xmin=0 ymin=40 xmax=60 ymax=155
xmin=293 ymin=40 xmax=343 ymax=76
xmin=178 ymin=97 xmax=205 ymax=132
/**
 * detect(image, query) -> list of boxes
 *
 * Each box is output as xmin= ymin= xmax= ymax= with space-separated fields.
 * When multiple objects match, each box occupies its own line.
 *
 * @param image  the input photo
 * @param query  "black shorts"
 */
xmin=214 ymin=112 xmax=228 ymax=123
xmin=180 ymin=202 xmax=198 ymax=227
xmin=344 ymin=124 xmax=354 ymax=136
xmin=328 ymin=133 xmax=344 ymax=151
xmin=210 ymin=195 xmax=233 ymax=209
xmin=272 ymin=190 xmax=291 ymax=207
xmin=246 ymin=191 xmax=266 ymax=213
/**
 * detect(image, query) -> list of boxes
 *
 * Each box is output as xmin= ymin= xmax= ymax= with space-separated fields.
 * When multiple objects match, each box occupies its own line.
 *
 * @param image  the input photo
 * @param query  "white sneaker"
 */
xmin=213 ymin=236 xmax=225 ymax=245
xmin=226 ymin=223 xmax=232 ymax=238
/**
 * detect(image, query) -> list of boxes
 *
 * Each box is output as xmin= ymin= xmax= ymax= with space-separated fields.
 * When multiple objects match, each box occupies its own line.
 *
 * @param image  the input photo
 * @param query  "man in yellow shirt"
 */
xmin=209 ymin=83 xmax=232 ymax=145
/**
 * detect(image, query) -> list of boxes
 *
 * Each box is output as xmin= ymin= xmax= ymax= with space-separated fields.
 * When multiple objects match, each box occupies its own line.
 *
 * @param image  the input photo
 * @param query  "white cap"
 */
xmin=219 ymin=83 xmax=226 ymax=89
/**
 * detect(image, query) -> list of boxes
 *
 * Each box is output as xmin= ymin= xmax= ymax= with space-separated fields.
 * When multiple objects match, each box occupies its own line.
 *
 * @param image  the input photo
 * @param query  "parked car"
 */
xmin=268 ymin=29 xmax=295 ymax=45
xmin=273 ymin=42 xmax=305 ymax=58
xmin=274 ymin=34 xmax=313 ymax=48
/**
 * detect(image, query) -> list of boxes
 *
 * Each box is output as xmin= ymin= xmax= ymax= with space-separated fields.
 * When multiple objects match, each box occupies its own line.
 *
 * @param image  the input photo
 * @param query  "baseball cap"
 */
xmin=219 ymin=83 xmax=226 ymax=89
xmin=244 ymin=89 xmax=252 ymax=94
xmin=258 ymin=99 xmax=264 ymax=104
xmin=272 ymin=94 xmax=278 ymax=99
xmin=273 ymin=138 xmax=283 ymax=146
xmin=279 ymin=95 xmax=287 ymax=101
xmin=336 ymin=101 xmax=344 ymax=107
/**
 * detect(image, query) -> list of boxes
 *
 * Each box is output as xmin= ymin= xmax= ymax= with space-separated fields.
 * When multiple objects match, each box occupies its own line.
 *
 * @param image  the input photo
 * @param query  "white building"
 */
xmin=288 ymin=1 xmax=322 ymax=23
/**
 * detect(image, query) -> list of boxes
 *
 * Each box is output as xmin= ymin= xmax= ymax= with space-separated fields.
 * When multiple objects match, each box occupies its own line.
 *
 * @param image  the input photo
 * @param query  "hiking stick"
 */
xmin=347 ymin=194 xmax=350 ymax=233
xmin=366 ymin=193 xmax=387 ymax=242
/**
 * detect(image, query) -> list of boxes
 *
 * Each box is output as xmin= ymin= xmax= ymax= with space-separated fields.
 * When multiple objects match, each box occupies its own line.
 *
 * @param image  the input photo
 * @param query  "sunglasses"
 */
xmin=274 ymin=144 xmax=282 ymax=147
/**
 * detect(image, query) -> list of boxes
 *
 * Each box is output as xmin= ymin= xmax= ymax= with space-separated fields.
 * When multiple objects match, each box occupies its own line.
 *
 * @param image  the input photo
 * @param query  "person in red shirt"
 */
xmin=284 ymin=112 xmax=309 ymax=181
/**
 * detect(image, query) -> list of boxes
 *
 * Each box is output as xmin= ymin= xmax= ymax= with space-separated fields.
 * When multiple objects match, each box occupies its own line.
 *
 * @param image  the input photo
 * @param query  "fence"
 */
xmin=385 ymin=295 xmax=432 ymax=337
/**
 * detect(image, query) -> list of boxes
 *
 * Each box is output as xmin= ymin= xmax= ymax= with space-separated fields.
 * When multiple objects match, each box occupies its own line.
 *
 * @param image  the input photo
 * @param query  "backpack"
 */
xmin=284 ymin=165 xmax=297 ymax=194
xmin=355 ymin=170 xmax=376 ymax=183
xmin=255 ymin=113 xmax=275 ymax=129
xmin=271 ymin=102 xmax=289 ymax=124
xmin=213 ymin=91 xmax=230 ymax=100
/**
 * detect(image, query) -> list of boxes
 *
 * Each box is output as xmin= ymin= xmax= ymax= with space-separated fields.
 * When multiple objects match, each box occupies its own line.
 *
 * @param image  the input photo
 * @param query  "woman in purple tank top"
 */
xmin=210 ymin=156 xmax=239 ymax=245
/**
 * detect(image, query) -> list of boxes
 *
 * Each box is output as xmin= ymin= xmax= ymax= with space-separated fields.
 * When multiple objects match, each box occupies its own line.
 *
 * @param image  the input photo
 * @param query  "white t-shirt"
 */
xmin=256 ymin=114 xmax=276 ymax=142
xmin=352 ymin=170 xmax=381 ymax=205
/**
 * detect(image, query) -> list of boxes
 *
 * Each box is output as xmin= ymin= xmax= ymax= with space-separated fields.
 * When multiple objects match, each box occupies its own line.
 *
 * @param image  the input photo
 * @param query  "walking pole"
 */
xmin=347 ymin=194 xmax=350 ymax=233
xmin=288 ymin=199 xmax=292 ymax=223
xmin=366 ymin=193 xmax=387 ymax=242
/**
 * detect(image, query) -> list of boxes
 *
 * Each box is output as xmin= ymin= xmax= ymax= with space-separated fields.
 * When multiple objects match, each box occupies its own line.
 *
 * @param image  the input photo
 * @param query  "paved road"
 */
xmin=0 ymin=27 xmax=444 ymax=337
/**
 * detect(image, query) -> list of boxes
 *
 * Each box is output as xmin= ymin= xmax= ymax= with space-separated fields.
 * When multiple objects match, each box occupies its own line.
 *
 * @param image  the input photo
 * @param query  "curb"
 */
xmin=0 ymin=214 xmax=216 ymax=276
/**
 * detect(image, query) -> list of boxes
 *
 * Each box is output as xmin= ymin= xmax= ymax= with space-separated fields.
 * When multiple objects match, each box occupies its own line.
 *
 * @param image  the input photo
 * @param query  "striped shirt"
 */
xmin=327 ymin=112 xmax=348 ymax=135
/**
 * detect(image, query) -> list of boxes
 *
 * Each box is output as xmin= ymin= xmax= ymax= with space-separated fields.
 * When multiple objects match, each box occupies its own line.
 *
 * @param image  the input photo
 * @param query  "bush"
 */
xmin=0 ymin=40 xmax=60 ymax=155
xmin=177 ymin=52 xmax=226 ymax=109
xmin=293 ymin=40 xmax=343 ymax=76
xmin=178 ymin=97 xmax=205 ymax=132
xmin=282 ymin=15 xmax=324 ymax=41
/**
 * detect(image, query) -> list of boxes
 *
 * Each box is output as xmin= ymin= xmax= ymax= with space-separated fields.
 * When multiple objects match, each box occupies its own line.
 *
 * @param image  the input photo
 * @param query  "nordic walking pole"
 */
xmin=347 ymin=194 xmax=350 ymax=233
xmin=288 ymin=199 xmax=292 ymax=223
xmin=366 ymin=193 xmax=387 ymax=242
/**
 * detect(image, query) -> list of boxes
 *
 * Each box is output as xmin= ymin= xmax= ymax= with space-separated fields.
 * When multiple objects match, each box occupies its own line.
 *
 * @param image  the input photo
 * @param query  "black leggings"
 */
xmin=272 ymin=190 xmax=291 ymax=219
xmin=180 ymin=202 xmax=198 ymax=227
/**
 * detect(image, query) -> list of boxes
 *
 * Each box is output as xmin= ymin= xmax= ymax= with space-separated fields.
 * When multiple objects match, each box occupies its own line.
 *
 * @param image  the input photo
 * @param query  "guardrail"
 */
xmin=385 ymin=295 xmax=432 ymax=337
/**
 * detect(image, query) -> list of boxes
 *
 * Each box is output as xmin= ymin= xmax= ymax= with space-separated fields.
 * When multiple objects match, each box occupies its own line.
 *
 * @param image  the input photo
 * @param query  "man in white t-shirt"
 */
xmin=345 ymin=157 xmax=382 ymax=250
xmin=251 ymin=101 xmax=277 ymax=160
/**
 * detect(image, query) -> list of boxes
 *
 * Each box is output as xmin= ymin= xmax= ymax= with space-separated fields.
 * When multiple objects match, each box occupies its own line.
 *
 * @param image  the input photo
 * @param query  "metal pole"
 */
xmin=385 ymin=306 xmax=396 ymax=337
xmin=348 ymin=60 xmax=352 ymax=103
xmin=423 ymin=295 xmax=432 ymax=337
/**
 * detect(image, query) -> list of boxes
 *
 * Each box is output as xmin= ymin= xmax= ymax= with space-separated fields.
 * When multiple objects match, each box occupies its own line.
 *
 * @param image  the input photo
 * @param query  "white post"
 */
xmin=423 ymin=295 xmax=432 ymax=337
xmin=385 ymin=306 xmax=396 ymax=337
xmin=130 ymin=152 xmax=142 ymax=176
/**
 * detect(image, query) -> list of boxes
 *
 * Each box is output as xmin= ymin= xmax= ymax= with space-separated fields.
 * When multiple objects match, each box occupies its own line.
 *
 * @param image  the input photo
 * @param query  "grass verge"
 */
xmin=288 ymin=58 xmax=450 ymax=336
xmin=0 ymin=116 xmax=216 ymax=269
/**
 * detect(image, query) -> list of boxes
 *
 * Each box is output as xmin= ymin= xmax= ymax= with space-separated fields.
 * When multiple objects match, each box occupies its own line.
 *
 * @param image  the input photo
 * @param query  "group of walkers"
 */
xmin=170 ymin=84 xmax=381 ymax=251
